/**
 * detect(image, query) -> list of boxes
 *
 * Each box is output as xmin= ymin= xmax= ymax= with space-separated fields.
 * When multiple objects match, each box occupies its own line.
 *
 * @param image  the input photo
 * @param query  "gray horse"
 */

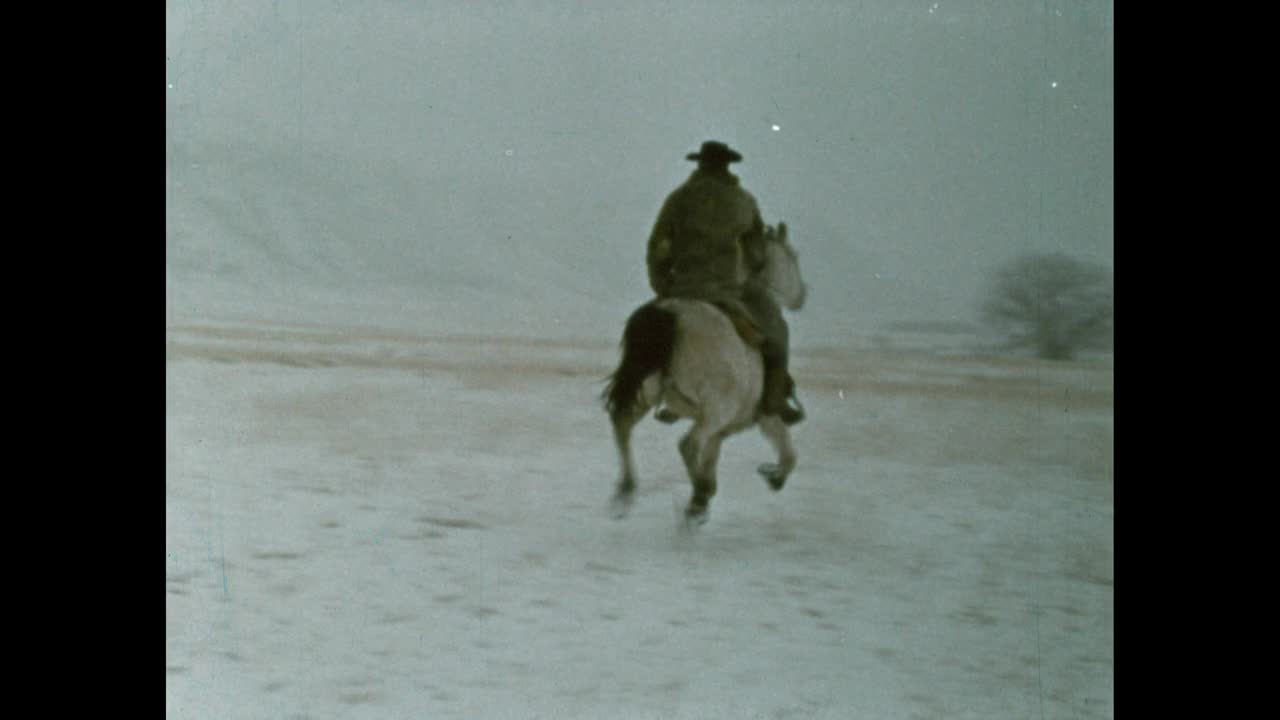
xmin=603 ymin=223 xmax=807 ymax=527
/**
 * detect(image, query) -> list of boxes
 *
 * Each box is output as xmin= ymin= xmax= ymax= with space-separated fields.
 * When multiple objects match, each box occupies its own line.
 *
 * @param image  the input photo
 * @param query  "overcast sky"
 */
xmin=166 ymin=0 xmax=1113 ymax=337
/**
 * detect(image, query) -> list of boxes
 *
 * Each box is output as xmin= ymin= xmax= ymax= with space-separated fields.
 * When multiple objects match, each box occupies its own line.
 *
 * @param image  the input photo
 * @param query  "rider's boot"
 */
xmin=761 ymin=366 xmax=804 ymax=426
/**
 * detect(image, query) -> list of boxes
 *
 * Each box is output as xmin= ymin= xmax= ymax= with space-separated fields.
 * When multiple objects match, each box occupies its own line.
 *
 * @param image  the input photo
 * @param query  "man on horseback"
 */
xmin=646 ymin=140 xmax=804 ymax=426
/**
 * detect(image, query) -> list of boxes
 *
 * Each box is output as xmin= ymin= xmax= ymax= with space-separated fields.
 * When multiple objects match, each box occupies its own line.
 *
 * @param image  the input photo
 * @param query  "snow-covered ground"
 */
xmin=166 ymin=309 xmax=1112 ymax=719
xmin=167 ymin=5 xmax=1112 ymax=715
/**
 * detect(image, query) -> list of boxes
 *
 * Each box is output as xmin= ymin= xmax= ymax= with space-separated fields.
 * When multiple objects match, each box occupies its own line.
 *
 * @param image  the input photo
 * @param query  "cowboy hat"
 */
xmin=686 ymin=140 xmax=743 ymax=164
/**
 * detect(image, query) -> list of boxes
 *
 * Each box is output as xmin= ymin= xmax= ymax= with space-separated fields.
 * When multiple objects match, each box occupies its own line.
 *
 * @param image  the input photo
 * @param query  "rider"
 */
xmin=646 ymin=140 xmax=804 ymax=426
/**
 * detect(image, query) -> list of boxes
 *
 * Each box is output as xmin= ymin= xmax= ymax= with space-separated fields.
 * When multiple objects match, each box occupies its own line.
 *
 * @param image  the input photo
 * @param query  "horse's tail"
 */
xmin=603 ymin=301 xmax=678 ymax=416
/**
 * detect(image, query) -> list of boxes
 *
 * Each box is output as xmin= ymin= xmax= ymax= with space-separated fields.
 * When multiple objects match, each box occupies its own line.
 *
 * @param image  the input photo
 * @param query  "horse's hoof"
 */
xmin=681 ymin=513 xmax=707 ymax=532
xmin=654 ymin=408 xmax=680 ymax=424
xmin=683 ymin=503 xmax=709 ymax=529
xmin=610 ymin=492 xmax=634 ymax=519
xmin=757 ymin=463 xmax=788 ymax=491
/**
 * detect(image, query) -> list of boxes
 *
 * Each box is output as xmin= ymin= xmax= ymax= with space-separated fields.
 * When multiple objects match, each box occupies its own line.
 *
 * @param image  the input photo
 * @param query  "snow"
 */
xmin=167 ymin=4 xmax=1112 ymax=716
xmin=167 ymin=312 xmax=1112 ymax=719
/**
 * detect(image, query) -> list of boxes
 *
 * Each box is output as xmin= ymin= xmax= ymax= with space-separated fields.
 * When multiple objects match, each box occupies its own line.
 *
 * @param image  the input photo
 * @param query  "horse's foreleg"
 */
xmin=756 ymin=415 xmax=797 ymax=491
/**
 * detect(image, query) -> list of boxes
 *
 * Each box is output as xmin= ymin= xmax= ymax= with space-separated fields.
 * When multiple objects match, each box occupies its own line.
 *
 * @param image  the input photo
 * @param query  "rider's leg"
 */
xmin=742 ymin=287 xmax=803 ymax=426
xmin=760 ymin=341 xmax=803 ymax=426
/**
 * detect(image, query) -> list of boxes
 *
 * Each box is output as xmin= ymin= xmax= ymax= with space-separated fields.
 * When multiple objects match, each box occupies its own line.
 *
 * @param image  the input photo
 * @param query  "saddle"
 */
xmin=709 ymin=300 xmax=766 ymax=349
xmin=652 ymin=298 xmax=802 ymax=425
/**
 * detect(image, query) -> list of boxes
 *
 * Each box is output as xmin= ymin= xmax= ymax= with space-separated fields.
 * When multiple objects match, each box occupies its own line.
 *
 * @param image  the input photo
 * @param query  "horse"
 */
xmin=602 ymin=222 xmax=807 ymax=527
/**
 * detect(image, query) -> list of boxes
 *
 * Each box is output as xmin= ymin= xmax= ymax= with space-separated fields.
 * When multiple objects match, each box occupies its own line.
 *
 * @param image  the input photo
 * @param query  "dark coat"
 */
xmin=646 ymin=168 xmax=768 ymax=306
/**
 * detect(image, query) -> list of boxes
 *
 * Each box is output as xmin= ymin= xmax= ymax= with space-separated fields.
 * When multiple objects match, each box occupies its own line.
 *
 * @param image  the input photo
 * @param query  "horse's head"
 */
xmin=759 ymin=222 xmax=807 ymax=311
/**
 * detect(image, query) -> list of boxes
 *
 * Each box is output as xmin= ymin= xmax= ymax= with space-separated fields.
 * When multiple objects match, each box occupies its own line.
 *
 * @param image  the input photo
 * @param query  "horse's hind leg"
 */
xmin=756 ymin=415 xmax=797 ymax=491
xmin=609 ymin=405 xmax=647 ymax=518
xmin=679 ymin=423 xmax=724 ymax=525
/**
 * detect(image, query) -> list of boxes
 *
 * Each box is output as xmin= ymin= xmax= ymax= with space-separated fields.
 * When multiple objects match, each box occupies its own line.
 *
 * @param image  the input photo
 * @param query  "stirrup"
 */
xmin=775 ymin=403 xmax=804 ymax=426
xmin=655 ymin=407 xmax=680 ymax=424
xmin=770 ymin=393 xmax=805 ymax=426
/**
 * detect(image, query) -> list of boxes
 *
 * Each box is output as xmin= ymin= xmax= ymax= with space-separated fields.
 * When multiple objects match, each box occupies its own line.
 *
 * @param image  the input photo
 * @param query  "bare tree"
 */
xmin=981 ymin=253 xmax=1113 ymax=360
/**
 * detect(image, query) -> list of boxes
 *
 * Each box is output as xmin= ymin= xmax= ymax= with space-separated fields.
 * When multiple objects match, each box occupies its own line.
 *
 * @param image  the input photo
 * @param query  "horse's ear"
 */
xmin=777 ymin=222 xmax=788 ymax=243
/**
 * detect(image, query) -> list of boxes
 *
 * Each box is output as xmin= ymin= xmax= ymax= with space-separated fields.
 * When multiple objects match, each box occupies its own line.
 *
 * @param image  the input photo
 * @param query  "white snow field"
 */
xmin=167 ymin=4 xmax=1113 ymax=714
xmin=166 ymin=309 xmax=1112 ymax=719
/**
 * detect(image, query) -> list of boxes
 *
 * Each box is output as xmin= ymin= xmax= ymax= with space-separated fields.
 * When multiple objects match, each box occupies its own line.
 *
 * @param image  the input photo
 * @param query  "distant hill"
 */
xmin=166 ymin=136 xmax=989 ymax=346
xmin=166 ymin=137 xmax=656 ymax=338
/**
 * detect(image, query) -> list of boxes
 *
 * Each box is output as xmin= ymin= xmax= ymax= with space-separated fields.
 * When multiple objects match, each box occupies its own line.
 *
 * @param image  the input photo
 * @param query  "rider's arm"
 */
xmin=647 ymin=198 xmax=677 ymax=295
xmin=740 ymin=210 xmax=768 ymax=276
